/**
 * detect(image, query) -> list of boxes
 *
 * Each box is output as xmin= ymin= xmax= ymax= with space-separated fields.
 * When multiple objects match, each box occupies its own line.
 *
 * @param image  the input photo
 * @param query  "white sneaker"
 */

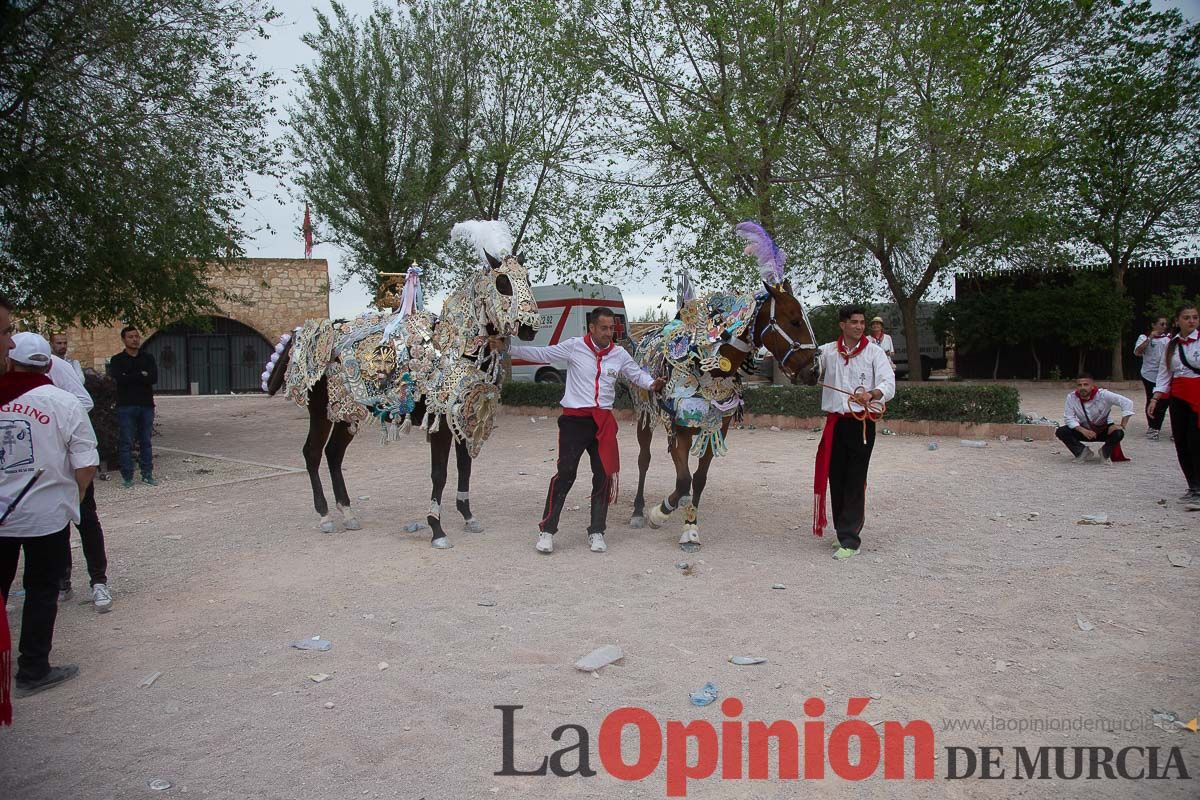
xmin=588 ymin=532 xmax=607 ymax=553
xmin=1147 ymin=429 xmax=1160 ymax=441
xmin=1082 ymin=448 xmax=1098 ymax=463
xmin=1101 ymin=456 xmax=1113 ymax=465
xmin=92 ymin=583 xmax=112 ymax=613
xmin=535 ymin=532 xmax=554 ymax=554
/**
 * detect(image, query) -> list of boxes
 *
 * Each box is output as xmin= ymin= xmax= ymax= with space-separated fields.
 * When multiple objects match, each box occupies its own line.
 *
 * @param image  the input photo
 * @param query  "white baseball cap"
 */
xmin=10 ymin=332 xmax=52 ymax=367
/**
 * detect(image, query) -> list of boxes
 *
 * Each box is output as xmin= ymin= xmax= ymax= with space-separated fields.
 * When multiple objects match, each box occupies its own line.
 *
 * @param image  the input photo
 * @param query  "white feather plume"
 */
xmin=451 ymin=220 xmax=515 ymax=265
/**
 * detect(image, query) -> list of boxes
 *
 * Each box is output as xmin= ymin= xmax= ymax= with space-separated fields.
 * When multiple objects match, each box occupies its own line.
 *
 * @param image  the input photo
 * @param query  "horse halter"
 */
xmin=755 ymin=288 xmax=817 ymax=381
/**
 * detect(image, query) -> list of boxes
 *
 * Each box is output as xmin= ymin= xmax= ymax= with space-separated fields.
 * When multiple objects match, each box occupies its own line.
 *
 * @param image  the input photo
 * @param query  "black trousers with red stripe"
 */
xmin=829 ymin=416 xmax=876 ymax=550
xmin=539 ymin=415 xmax=608 ymax=535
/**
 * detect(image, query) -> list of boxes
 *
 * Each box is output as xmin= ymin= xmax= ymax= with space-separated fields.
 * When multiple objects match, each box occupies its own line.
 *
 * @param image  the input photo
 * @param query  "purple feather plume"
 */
xmin=734 ymin=220 xmax=786 ymax=284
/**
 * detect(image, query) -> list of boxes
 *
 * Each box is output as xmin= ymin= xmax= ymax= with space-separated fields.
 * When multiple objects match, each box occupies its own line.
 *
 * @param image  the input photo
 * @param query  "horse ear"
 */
xmin=515 ymin=251 xmax=525 ymax=265
xmin=485 ymin=252 xmax=501 ymax=270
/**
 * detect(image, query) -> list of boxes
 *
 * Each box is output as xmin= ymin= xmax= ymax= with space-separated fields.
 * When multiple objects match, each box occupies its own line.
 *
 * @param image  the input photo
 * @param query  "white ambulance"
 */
xmin=511 ymin=284 xmax=628 ymax=383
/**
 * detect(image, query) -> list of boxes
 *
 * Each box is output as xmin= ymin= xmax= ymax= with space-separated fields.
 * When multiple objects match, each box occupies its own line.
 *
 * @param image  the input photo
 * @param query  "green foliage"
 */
xmin=1146 ymin=286 xmax=1200 ymax=326
xmin=289 ymin=0 xmax=629 ymax=293
xmin=502 ymin=380 xmax=632 ymax=409
xmin=0 ymin=1 xmax=283 ymax=327
xmin=501 ymin=381 xmax=1018 ymax=423
xmin=84 ymin=374 xmax=119 ymax=468
xmin=743 ymin=384 xmax=1018 ymax=424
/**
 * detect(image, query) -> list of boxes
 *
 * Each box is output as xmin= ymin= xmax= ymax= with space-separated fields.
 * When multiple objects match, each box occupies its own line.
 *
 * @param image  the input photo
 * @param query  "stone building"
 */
xmin=61 ymin=258 xmax=329 ymax=394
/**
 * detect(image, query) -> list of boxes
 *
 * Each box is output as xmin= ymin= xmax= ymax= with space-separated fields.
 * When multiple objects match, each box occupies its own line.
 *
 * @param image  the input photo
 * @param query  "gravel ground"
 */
xmin=1 ymin=383 xmax=1197 ymax=799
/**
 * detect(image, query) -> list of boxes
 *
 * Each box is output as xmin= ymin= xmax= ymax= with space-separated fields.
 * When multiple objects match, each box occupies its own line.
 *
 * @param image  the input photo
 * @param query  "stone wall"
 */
xmin=58 ymin=258 xmax=329 ymax=372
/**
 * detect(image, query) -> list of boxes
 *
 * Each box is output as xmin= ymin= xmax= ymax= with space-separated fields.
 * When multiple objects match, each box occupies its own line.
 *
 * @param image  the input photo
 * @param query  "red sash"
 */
xmin=563 ymin=407 xmax=620 ymax=504
xmin=812 ymin=412 xmax=859 ymax=536
xmin=1169 ymin=376 xmax=1200 ymax=427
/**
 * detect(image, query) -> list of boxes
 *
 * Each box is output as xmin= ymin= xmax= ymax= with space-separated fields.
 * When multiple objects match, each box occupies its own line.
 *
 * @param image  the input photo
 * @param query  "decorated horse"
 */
xmin=262 ymin=221 xmax=539 ymax=548
xmin=628 ymin=222 xmax=820 ymax=550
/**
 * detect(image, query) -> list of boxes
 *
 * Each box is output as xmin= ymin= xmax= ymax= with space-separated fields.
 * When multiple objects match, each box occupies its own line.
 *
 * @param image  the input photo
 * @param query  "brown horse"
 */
xmin=629 ymin=282 xmax=819 ymax=550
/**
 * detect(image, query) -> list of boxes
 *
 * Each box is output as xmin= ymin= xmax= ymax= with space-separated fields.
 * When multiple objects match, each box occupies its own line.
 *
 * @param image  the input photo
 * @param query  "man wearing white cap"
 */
xmin=11 ymin=333 xmax=110 ymax=611
xmin=0 ymin=329 xmax=97 ymax=696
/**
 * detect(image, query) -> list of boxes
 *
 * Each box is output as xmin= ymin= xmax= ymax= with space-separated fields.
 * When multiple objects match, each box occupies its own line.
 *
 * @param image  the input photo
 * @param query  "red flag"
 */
xmin=303 ymin=202 xmax=313 ymax=259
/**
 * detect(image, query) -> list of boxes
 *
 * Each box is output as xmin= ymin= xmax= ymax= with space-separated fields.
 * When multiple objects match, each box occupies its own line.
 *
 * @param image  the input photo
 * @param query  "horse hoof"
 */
xmin=464 ymin=518 xmax=484 ymax=533
xmin=648 ymin=506 xmax=669 ymax=529
xmin=344 ymin=518 xmax=362 ymax=531
xmin=679 ymin=528 xmax=701 ymax=552
xmin=319 ymin=519 xmax=337 ymax=534
xmin=629 ymin=515 xmax=646 ymax=529
xmin=680 ymin=542 xmax=701 ymax=553
xmin=431 ymin=537 xmax=453 ymax=549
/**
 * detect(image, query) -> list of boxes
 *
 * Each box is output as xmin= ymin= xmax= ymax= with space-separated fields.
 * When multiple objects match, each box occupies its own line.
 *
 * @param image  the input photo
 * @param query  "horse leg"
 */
xmin=629 ymin=420 xmax=654 ymax=528
xmin=326 ymin=421 xmax=360 ymax=530
xmin=454 ymin=439 xmax=484 ymax=533
xmin=648 ymin=429 xmax=693 ymax=530
xmin=426 ymin=420 xmax=453 ymax=549
xmin=679 ymin=418 xmax=729 ymax=552
xmin=303 ymin=382 xmax=336 ymax=532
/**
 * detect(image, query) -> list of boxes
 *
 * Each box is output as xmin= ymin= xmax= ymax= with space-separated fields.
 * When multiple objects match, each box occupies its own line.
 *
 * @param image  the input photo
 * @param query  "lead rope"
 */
xmin=818 ymin=382 xmax=886 ymax=444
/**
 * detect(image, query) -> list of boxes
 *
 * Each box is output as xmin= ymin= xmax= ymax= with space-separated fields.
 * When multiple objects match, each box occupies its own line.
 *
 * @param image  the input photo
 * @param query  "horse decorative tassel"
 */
xmin=263 ymin=220 xmax=539 ymax=548
xmin=628 ymin=221 xmax=820 ymax=551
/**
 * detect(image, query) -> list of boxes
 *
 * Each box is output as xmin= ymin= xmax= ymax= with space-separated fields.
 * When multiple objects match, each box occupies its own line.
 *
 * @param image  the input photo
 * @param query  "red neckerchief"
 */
xmin=837 ymin=336 xmax=869 ymax=364
xmin=871 ymin=332 xmax=885 ymax=344
xmin=1075 ymin=385 xmax=1099 ymax=403
xmin=0 ymin=371 xmax=52 ymax=407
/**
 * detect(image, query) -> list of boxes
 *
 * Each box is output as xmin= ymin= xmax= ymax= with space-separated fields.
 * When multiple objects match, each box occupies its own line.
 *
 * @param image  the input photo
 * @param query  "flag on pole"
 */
xmin=303 ymin=202 xmax=313 ymax=259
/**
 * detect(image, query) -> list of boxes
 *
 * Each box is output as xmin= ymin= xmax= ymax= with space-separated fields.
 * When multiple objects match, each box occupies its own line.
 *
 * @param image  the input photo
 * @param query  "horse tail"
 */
xmin=262 ymin=330 xmax=297 ymax=396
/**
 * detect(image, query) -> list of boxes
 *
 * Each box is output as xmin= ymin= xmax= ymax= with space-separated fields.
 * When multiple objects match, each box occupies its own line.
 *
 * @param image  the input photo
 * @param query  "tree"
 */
xmin=1054 ymin=272 xmax=1132 ymax=377
xmin=583 ymin=0 xmax=843 ymax=292
xmin=1052 ymin=1 xmax=1200 ymax=379
xmin=0 ymin=1 xmax=282 ymax=327
xmin=289 ymin=0 xmax=620 ymax=294
xmin=287 ymin=1 xmax=468 ymax=293
xmin=796 ymin=0 xmax=1103 ymax=380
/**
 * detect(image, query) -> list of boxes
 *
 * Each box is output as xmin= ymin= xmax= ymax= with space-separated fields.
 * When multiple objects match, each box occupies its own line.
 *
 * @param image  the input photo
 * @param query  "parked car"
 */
xmin=510 ymin=284 xmax=629 ymax=383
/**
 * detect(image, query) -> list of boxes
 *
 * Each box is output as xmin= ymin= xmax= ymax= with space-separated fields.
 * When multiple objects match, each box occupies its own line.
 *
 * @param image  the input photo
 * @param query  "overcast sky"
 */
xmin=242 ymin=0 xmax=1200 ymax=319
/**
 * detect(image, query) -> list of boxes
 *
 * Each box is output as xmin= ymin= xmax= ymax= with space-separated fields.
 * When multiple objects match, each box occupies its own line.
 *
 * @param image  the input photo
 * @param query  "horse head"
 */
xmin=754 ymin=281 xmax=818 ymax=385
xmin=480 ymin=251 xmax=539 ymax=341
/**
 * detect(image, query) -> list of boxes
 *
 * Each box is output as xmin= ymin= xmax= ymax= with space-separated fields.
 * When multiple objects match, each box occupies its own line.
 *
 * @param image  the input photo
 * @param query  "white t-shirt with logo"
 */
xmin=0 ymin=384 xmax=99 ymax=538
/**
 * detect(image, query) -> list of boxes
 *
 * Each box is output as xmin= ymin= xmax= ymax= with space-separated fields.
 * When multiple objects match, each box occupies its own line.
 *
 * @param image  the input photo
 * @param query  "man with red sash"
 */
xmin=1054 ymin=374 xmax=1134 ymax=464
xmin=1150 ymin=304 xmax=1200 ymax=507
xmin=813 ymin=306 xmax=895 ymax=561
xmin=499 ymin=308 xmax=664 ymax=554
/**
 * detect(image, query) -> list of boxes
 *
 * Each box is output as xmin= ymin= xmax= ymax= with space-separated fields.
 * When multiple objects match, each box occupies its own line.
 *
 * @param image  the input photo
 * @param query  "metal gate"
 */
xmin=143 ymin=318 xmax=272 ymax=394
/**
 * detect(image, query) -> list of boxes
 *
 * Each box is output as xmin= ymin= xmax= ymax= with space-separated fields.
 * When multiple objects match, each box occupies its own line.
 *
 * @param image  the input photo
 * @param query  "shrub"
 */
xmin=502 ymin=381 xmax=1020 ymax=423
xmin=84 ymin=373 xmax=119 ymax=468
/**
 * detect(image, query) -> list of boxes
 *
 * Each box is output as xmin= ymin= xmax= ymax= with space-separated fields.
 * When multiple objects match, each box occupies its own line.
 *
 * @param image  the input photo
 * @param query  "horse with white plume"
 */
xmin=263 ymin=220 xmax=539 ymax=548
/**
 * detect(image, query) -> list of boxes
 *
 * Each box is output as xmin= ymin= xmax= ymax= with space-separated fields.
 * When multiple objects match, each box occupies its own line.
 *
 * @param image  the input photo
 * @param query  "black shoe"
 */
xmin=15 ymin=664 xmax=79 ymax=697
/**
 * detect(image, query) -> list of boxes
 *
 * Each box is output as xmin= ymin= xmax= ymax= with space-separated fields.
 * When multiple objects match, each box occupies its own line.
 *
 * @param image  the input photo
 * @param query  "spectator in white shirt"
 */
xmin=868 ymin=316 xmax=895 ymax=367
xmin=0 ymin=329 xmax=97 ymax=697
xmin=496 ymin=308 xmax=664 ymax=555
xmin=1133 ymin=316 xmax=1170 ymax=439
xmin=1055 ymin=373 xmax=1135 ymax=464
xmin=49 ymin=333 xmax=85 ymax=383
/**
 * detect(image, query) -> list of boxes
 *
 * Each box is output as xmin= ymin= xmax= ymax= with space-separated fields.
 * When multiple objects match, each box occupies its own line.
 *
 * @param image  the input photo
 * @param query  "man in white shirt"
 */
xmin=1134 ymin=317 xmax=1170 ymax=439
xmin=0 ymin=331 xmax=97 ymax=697
xmin=813 ymin=306 xmax=896 ymax=560
xmin=49 ymin=333 xmax=86 ymax=383
xmin=1055 ymin=373 xmax=1135 ymax=464
xmin=497 ymin=308 xmax=664 ymax=554
xmin=11 ymin=334 xmax=111 ymax=611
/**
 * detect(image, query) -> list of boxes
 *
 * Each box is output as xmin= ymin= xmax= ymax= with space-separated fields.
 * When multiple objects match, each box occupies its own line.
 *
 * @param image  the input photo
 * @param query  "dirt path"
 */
xmin=2 ymin=387 xmax=1196 ymax=799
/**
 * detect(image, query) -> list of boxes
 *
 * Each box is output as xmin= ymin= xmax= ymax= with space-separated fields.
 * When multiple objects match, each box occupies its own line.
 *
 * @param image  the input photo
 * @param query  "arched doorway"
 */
xmin=143 ymin=317 xmax=272 ymax=394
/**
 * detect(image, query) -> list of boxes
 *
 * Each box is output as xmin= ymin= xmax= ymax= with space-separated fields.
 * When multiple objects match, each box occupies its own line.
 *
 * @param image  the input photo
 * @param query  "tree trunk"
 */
xmin=1030 ymin=343 xmax=1042 ymax=381
xmin=899 ymin=297 xmax=923 ymax=382
xmin=1110 ymin=264 xmax=1126 ymax=380
xmin=1077 ymin=348 xmax=1086 ymax=377
xmin=992 ymin=348 xmax=1000 ymax=380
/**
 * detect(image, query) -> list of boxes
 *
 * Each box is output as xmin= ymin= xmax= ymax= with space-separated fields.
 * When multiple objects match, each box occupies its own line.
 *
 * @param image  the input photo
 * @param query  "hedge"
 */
xmin=501 ymin=381 xmax=1019 ymax=424
xmin=84 ymin=373 xmax=119 ymax=468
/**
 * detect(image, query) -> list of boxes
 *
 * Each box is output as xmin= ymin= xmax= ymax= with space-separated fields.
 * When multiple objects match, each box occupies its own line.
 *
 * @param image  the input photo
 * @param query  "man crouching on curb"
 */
xmin=492 ymin=308 xmax=665 ymax=554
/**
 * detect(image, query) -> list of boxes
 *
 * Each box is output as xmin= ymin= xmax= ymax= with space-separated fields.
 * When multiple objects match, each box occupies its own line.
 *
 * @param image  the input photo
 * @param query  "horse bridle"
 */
xmin=754 ymin=289 xmax=817 ymax=381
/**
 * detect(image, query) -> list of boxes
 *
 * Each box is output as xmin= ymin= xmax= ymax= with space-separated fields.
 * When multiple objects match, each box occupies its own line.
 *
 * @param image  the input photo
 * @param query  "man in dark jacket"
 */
xmin=107 ymin=326 xmax=157 ymax=488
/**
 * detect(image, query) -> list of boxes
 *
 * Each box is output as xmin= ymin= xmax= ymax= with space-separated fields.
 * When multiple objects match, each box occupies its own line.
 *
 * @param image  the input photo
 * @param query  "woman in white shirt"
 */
xmin=869 ymin=317 xmax=895 ymax=368
xmin=1134 ymin=316 xmax=1170 ymax=439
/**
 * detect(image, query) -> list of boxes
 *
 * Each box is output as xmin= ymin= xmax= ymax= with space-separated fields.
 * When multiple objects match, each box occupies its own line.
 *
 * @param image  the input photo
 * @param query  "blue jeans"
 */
xmin=117 ymin=405 xmax=154 ymax=480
